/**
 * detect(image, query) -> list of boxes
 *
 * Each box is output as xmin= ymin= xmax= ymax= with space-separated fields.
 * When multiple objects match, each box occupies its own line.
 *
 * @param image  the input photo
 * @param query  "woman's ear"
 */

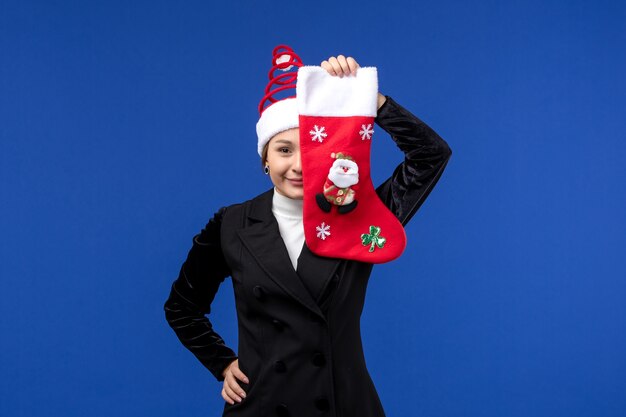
xmin=261 ymin=142 xmax=270 ymax=168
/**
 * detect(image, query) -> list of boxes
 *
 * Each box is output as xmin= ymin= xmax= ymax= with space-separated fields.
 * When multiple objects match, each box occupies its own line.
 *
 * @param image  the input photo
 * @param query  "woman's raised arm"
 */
xmin=374 ymin=96 xmax=453 ymax=226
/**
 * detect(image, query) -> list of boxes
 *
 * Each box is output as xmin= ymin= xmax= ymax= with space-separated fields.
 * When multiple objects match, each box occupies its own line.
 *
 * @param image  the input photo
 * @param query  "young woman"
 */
xmin=164 ymin=51 xmax=452 ymax=417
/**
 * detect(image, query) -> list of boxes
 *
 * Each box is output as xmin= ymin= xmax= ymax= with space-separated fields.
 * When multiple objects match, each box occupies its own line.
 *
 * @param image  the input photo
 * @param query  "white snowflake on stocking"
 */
xmin=315 ymin=222 xmax=331 ymax=240
xmin=359 ymin=123 xmax=374 ymax=140
xmin=309 ymin=125 xmax=328 ymax=143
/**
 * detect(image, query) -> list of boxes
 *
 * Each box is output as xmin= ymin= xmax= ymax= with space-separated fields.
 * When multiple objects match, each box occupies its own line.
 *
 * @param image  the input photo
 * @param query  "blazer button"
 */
xmin=275 ymin=403 xmax=290 ymax=417
xmin=253 ymin=285 xmax=265 ymax=300
xmin=271 ymin=318 xmax=285 ymax=331
xmin=311 ymin=351 xmax=326 ymax=367
xmin=274 ymin=360 xmax=287 ymax=373
xmin=314 ymin=396 xmax=330 ymax=411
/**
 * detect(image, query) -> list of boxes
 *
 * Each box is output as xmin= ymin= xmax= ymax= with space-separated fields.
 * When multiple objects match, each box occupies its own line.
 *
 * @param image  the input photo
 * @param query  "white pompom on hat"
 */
xmin=256 ymin=45 xmax=303 ymax=157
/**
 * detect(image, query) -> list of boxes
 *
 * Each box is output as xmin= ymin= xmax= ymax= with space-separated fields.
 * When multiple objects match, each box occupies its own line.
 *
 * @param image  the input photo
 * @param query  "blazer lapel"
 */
xmin=296 ymin=240 xmax=343 ymax=306
xmin=237 ymin=187 xmax=341 ymax=321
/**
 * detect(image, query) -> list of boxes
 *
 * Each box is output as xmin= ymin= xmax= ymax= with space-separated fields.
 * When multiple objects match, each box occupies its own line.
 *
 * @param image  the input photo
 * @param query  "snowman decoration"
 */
xmin=316 ymin=152 xmax=359 ymax=214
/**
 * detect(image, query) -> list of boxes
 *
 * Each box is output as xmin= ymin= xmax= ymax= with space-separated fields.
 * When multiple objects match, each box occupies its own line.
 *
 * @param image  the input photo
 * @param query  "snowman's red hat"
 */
xmin=256 ymin=45 xmax=303 ymax=157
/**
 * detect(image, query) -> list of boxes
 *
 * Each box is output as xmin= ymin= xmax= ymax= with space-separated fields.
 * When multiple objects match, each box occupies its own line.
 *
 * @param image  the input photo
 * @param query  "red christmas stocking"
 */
xmin=297 ymin=66 xmax=407 ymax=263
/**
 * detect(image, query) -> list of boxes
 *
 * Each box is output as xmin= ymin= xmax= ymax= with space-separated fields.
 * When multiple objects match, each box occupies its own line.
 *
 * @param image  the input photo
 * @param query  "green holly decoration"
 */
xmin=361 ymin=225 xmax=387 ymax=252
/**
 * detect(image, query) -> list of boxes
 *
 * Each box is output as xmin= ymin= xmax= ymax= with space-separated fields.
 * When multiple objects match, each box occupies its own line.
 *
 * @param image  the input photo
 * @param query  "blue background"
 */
xmin=1 ymin=1 xmax=625 ymax=416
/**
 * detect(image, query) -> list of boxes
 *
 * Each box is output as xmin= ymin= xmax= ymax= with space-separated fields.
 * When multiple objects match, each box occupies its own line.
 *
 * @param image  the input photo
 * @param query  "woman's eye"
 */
xmin=280 ymin=148 xmax=290 ymax=153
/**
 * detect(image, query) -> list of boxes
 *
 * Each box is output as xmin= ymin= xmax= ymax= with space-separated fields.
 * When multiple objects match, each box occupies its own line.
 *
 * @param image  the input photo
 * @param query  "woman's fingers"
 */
xmin=221 ymin=387 xmax=235 ymax=405
xmin=222 ymin=370 xmax=247 ymax=405
xmin=321 ymin=56 xmax=359 ymax=77
xmin=232 ymin=365 xmax=250 ymax=385
xmin=329 ymin=56 xmax=347 ymax=77
xmin=223 ymin=375 xmax=243 ymax=403
xmin=320 ymin=60 xmax=335 ymax=75
xmin=346 ymin=56 xmax=359 ymax=74
xmin=336 ymin=55 xmax=351 ymax=75
xmin=328 ymin=56 xmax=342 ymax=76
xmin=220 ymin=358 xmax=249 ymax=405
xmin=230 ymin=373 xmax=247 ymax=399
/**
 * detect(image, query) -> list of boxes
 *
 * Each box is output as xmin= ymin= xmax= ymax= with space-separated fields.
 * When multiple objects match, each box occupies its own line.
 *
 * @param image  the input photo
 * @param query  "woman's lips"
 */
xmin=287 ymin=178 xmax=303 ymax=186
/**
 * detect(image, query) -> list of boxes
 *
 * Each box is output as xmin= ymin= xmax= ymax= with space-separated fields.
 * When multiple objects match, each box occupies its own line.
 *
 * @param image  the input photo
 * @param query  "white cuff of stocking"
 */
xmin=296 ymin=66 xmax=378 ymax=117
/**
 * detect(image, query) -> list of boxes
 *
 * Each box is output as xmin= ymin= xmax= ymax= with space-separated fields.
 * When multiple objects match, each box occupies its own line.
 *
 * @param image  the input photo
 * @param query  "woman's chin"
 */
xmin=276 ymin=185 xmax=304 ymax=200
xmin=288 ymin=190 xmax=304 ymax=200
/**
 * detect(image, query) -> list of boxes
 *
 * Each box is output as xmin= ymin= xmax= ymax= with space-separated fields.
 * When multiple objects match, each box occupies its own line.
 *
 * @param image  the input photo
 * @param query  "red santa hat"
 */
xmin=256 ymin=45 xmax=304 ymax=157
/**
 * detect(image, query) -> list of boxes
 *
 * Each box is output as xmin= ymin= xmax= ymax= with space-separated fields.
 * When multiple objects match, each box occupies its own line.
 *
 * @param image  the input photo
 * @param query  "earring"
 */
xmin=264 ymin=165 xmax=270 ymax=175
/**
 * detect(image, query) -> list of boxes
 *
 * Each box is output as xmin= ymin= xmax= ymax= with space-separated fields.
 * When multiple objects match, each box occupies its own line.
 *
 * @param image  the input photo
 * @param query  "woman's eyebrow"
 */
xmin=274 ymin=139 xmax=293 ymax=144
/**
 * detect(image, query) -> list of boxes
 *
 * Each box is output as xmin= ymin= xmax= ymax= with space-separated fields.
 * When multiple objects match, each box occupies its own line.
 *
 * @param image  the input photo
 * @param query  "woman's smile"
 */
xmin=287 ymin=177 xmax=303 ymax=186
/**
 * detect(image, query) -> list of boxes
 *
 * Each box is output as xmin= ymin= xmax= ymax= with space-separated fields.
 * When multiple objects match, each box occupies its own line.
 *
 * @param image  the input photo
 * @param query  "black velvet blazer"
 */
xmin=164 ymin=96 xmax=452 ymax=417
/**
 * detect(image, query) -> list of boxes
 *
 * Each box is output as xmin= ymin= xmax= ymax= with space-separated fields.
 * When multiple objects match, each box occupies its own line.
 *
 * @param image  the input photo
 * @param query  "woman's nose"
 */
xmin=293 ymin=154 xmax=302 ymax=172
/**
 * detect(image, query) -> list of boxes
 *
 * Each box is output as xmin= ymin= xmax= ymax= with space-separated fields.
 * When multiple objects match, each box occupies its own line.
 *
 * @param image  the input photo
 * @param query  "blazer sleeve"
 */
xmin=374 ymin=95 xmax=453 ymax=226
xmin=163 ymin=206 xmax=238 ymax=382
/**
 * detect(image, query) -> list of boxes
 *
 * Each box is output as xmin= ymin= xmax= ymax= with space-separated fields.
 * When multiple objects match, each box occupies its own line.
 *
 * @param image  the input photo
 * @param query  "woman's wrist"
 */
xmin=377 ymin=92 xmax=387 ymax=110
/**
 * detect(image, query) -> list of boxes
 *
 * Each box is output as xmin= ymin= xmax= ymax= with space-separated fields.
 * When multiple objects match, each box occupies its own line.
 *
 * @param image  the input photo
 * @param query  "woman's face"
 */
xmin=266 ymin=127 xmax=303 ymax=200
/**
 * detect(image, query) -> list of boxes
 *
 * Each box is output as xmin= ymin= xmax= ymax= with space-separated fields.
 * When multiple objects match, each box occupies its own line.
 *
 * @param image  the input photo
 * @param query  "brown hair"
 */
xmin=261 ymin=142 xmax=269 ymax=170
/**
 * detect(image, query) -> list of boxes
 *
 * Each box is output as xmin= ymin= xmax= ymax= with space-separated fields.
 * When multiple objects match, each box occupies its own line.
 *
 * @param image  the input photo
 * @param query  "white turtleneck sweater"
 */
xmin=271 ymin=187 xmax=304 ymax=270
